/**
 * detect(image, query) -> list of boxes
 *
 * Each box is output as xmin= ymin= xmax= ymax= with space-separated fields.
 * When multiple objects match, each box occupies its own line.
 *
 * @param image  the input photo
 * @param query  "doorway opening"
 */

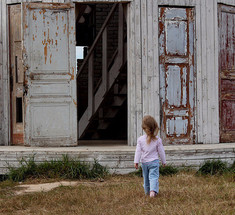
xmin=75 ymin=3 xmax=128 ymax=142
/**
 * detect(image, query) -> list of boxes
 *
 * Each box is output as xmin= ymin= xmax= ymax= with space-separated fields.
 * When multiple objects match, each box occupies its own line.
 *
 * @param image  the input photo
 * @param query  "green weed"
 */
xmin=197 ymin=160 xmax=231 ymax=176
xmin=7 ymin=155 xmax=109 ymax=182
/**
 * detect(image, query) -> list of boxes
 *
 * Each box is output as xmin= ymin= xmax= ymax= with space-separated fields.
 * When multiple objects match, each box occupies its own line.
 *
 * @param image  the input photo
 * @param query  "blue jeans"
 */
xmin=142 ymin=159 xmax=159 ymax=195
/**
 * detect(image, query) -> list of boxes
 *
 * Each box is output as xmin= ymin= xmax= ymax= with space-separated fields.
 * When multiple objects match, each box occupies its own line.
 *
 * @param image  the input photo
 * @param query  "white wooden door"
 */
xmin=22 ymin=3 xmax=77 ymax=146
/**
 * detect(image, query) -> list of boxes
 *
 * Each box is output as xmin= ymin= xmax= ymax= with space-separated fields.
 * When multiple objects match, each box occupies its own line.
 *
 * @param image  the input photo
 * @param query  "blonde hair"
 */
xmin=142 ymin=115 xmax=159 ymax=144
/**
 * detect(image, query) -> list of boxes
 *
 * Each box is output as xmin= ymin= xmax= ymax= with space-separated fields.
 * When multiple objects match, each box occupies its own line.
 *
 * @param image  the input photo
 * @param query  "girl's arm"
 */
xmin=134 ymin=138 xmax=141 ymax=168
xmin=157 ymin=138 xmax=166 ymax=165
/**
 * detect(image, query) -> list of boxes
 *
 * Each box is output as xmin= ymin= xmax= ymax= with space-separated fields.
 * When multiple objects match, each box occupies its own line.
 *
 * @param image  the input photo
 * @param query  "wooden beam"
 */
xmin=88 ymin=52 xmax=94 ymax=119
xmin=102 ymin=27 xmax=108 ymax=93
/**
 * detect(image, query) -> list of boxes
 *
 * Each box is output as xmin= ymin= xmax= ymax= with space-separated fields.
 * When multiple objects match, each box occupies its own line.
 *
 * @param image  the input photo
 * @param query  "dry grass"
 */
xmin=0 ymin=172 xmax=234 ymax=215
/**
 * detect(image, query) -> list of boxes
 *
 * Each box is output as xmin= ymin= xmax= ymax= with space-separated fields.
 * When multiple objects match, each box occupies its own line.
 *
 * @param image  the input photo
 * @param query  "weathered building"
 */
xmin=0 ymin=0 xmax=235 ymax=147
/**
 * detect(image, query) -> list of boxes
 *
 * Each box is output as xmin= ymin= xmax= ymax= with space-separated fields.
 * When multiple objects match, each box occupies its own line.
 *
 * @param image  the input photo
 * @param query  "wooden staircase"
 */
xmin=77 ymin=4 xmax=127 ymax=139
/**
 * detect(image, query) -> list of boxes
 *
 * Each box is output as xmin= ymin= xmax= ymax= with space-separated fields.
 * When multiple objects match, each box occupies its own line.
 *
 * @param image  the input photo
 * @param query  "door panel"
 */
xmin=219 ymin=5 xmax=235 ymax=142
xmin=22 ymin=3 xmax=77 ymax=146
xmin=159 ymin=7 xmax=195 ymax=144
xmin=9 ymin=4 xmax=24 ymax=144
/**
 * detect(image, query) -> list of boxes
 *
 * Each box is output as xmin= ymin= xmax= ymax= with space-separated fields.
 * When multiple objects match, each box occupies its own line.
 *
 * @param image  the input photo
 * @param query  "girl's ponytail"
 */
xmin=142 ymin=115 xmax=159 ymax=144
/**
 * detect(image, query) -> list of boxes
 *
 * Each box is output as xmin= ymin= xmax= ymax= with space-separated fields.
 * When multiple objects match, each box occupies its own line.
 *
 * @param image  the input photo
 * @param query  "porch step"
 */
xmin=1 ymin=144 xmax=234 ymax=175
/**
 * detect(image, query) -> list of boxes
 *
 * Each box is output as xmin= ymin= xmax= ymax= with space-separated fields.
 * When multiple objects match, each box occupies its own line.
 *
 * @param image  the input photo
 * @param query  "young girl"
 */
xmin=134 ymin=115 xmax=166 ymax=197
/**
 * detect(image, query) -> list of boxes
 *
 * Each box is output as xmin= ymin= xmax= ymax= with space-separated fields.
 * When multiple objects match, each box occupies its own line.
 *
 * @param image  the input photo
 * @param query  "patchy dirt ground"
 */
xmin=15 ymin=181 xmax=79 ymax=195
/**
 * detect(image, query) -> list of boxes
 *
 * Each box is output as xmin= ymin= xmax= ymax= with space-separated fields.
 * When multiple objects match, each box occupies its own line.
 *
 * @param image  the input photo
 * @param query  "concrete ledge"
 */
xmin=0 ymin=143 xmax=234 ymax=174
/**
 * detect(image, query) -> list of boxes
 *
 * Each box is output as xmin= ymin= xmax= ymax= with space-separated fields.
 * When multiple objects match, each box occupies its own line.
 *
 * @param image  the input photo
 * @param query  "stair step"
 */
xmin=112 ymin=96 xmax=126 ymax=107
xmin=102 ymin=108 xmax=119 ymax=119
xmin=113 ymin=83 xmax=127 ymax=95
xmin=97 ymin=121 xmax=109 ymax=130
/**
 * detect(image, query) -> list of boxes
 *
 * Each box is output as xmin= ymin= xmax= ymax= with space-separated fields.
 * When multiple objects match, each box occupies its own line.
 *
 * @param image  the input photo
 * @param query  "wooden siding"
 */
xmin=127 ymin=0 xmax=235 ymax=146
xmin=1 ymin=0 xmax=235 ymax=146
xmin=0 ymin=144 xmax=234 ymax=174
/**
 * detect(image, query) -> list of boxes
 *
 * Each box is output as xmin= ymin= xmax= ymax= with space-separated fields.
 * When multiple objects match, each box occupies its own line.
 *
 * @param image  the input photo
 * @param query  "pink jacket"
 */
xmin=134 ymin=135 xmax=166 ymax=164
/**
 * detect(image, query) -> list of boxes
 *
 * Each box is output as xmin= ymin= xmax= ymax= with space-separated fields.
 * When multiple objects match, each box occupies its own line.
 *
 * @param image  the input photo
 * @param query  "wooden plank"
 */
xmin=195 ymin=0 xmax=203 ymax=143
xmin=157 ymin=0 xmax=196 ymax=6
xmin=127 ymin=1 xmax=136 ymax=146
xmin=88 ymin=52 xmax=94 ymax=119
xmin=212 ymin=0 xmax=220 ymax=143
xmin=206 ymin=0 xmax=214 ymax=143
xmin=217 ymin=0 xmax=235 ymax=5
xmin=147 ymin=0 xmax=154 ymax=117
xmin=73 ymin=0 xmax=132 ymax=2
xmin=0 ymin=145 xmax=234 ymax=174
xmin=102 ymin=28 xmax=108 ymax=93
xmin=2 ymin=0 xmax=10 ymax=145
xmin=152 ymin=0 xmax=160 ymax=125
xmin=135 ymin=0 xmax=143 ymax=142
xmin=141 ymin=0 xmax=148 ymax=116
xmin=201 ymin=0 xmax=208 ymax=144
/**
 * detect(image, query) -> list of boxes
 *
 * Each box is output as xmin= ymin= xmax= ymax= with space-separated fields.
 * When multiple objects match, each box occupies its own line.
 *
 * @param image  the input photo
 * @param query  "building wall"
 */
xmin=127 ymin=0 xmax=235 ymax=146
xmin=0 ymin=0 xmax=234 ymax=145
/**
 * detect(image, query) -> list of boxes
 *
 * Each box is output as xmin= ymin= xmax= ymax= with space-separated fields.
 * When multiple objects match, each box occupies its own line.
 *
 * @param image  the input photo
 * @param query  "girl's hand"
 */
xmin=162 ymin=163 xmax=166 ymax=167
xmin=134 ymin=163 xmax=138 ymax=169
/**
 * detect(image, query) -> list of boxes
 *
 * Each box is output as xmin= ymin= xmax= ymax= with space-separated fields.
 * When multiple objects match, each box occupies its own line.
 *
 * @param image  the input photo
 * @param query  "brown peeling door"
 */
xmin=219 ymin=5 xmax=235 ymax=142
xmin=159 ymin=7 xmax=195 ymax=144
xmin=22 ymin=3 xmax=77 ymax=146
xmin=9 ymin=5 xmax=24 ymax=144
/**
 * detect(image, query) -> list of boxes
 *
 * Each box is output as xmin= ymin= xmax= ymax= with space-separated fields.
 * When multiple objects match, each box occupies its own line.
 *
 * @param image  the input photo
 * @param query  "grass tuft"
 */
xmin=160 ymin=165 xmax=179 ymax=176
xmin=197 ymin=160 xmax=231 ymax=176
xmin=7 ymin=155 xmax=108 ymax=182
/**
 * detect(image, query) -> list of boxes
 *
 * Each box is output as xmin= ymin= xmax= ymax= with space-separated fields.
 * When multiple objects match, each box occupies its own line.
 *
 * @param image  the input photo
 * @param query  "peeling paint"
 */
xmin=33 ymin=12 xmax=37 ymax=20
xmin=68 ymin=67 xmax=75 ymax=80
xmin=63 ymin=24 xmax=67 ymax=34
xmin=159 ymin=7 xmax=195 ymax=144
xmin=44 ymin=43 xmax=48 ymax=64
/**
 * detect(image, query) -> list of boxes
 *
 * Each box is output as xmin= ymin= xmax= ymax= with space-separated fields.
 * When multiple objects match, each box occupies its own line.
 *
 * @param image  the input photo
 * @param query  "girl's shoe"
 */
xmin=150 ymin=191 xmax=156 ymax=198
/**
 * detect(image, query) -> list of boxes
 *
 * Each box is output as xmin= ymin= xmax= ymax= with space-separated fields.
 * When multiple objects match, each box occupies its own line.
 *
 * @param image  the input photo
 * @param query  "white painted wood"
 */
xmin=213 ymin=0 xmax=220 ymax=143
xmin=127 ymin=1 xmax=136 ymax=146
xmin=72 ymin=0 xmax=132 ymax=2
xmin=22 ymin=2 xmax=77 ymax=146
xmin=217 ymin=0 xmax=235 ymax=5
xmin=135 ymin=0 xmax=143 ymax=142
xmin=147 ymin=0 xmax=154 ymax=117
xmin=152 ymin=1 xmax=160 ymax=126
xmin=0 ymin=144 xmax=234 ymax=174
xmin=141 ymin=0 xmax=148 ymax=117
xmin=157 ymin=0 xmax=197 ymax=6
xmin=195 ymin=0 xmax=203 ymax=143
xmin=200 ymin=0 xmax=208 ymax=144
xmin=206 ymin=0 xmax=214 ymax=143
xmin=2 ymin=0 xmax=10 ymax=146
